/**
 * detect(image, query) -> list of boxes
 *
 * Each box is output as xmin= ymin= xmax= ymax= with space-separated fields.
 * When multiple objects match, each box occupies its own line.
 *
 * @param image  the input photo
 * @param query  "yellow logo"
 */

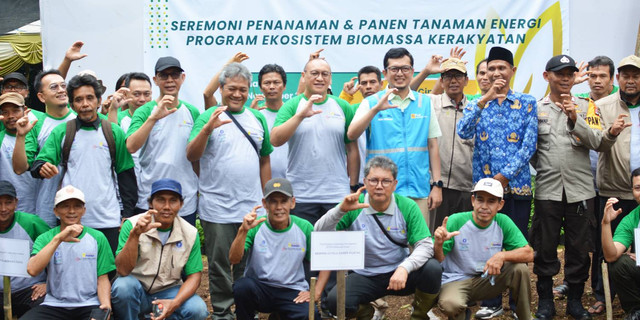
xmin=507 ymin=132 xmax=520 ymax=142
xmin=483 ymin=164 xmax=492 ymax=175
xmin=479 ymin=131 xmax=489 ymax=141
xmin=273 ymin=183 xmax=281 ymax=187
xmin=527 ymin=103 xmax=533 ymax=113
xmin=511 ymin=100 xmax=522 ymax=109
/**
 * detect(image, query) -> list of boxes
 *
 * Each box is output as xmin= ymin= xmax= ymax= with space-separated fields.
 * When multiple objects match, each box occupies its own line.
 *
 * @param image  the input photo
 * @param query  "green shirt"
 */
xmin=612 ymin=206 xmax=640 ymax=249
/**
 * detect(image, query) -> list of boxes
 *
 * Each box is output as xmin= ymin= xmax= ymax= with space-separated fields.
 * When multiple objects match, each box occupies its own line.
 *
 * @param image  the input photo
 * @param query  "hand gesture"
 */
xmin=202 ymin=106 xmax=232 ymax=135
xmin=484 ymin=252 xmax=505 ymax=275
xmin=343 ymin=77 xmax=360 ymax=96
xmin=151 ymin=299 xmax=176 ymax=320
xmin=39 ymin=162 xmax=59 ymax=179
xmin=293 ymin=291 xmax=311 ymax=304
xmin=57 ymin=224 xmax=83 ymax=242
xmin=602 ymin=197 xmax=623 ymax=225
xmin=480 ymin=80 xmax=507 ymax=108
xmin=110 ymin=87 xmax=133 ymax=112
xmin=250 ymin=95 xmax=265 ymax=110
xmin=372 ymin=88 xmax=399 ymax=112
xmin=387 ymin=266 xmax=408 ymax=290
xmin=309 ymin=48 xmax=324 ymax=61
xmin=15 ymin=109 xmax=37 ymax=137
xmin=434 ymin=216 xmax=461 ymax=245
xmin=240 ymin=205 xmax=266 ymax=232
xmin=609 ymin=114 xmax=632 ymax=136
xmin=449 ymin=46 xmax=467 ymax=60
xmin=149 ymin=95 xmax=178 ymax=120
xmin=101 ymin=95 xmax=113 ymax=115
xmin=423 ymin=54 xmax=444 ymax=74
xmin=228 ymin=52 xmax=249 ymax=64
xmin=555 ymin=93 xmax=578 ymax=122
xmin=65 ymin=41 xmax=88 ymax=62
xmin=299 ymin=95 xmax=324 ymax=118
xmin=31 ymin=283 xmax=46 ymax=301
xmin=132 ymin=210 xmax=162 ymax=236
xmin=338 ymin=186 xmax=369 ymax=212
xmin=573 ymin=61 xmax=589 ymax=85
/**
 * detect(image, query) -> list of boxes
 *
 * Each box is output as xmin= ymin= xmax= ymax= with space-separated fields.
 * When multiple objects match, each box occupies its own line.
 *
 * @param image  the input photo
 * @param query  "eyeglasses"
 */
xmin=308 ymin=70 xmax=331 ymax=78
xmin=47 ymin=82 xmax=67 ymax=92
xmin=442 ymin=73 xmax=466 ymax=81
xmin=386 ymin=66 xmax=413 ymax=74
xmin=132 ymin=91 xmax=152 ymax=98
xmin=3 ymin=85 xmax=27 ymax=91
xmin=157 ymin=71 xmax=182 ymax=80
xmin=365 ymin=178 xmax=394 ymax=187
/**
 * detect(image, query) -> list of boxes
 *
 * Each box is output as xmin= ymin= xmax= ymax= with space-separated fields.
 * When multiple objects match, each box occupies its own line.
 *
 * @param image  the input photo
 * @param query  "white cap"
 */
xmin=54 ymin=185 xmax=85 ymax=206
xmin=472 ymin=178 xmax=504 ymax=198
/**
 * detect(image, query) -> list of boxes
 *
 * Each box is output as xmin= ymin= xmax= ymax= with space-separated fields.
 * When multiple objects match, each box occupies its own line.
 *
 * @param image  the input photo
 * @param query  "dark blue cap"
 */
xmin=151 ymin=178 xmax=182 ymax=197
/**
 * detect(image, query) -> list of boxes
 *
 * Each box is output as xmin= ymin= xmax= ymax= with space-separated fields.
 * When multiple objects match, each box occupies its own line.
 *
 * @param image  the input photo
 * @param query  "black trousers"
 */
xmin=0 ymin=285 xmax=45 ymax=318
xmin=19 ymin=305 xmax=98 ymax=320
xmin=531 ymin=197 xmax=595 ymax=285
xmin=326 ymin=258 xmax=442 ymax=316
xmin=610 ymin=254 xmax=640 ymax=314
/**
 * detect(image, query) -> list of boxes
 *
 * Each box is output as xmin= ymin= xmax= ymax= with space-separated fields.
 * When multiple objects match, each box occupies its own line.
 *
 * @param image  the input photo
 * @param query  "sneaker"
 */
xmin=372 ymin=308 xmax=385 ymax=320
xmin=475 ymin=306 xmax=505 ymax=319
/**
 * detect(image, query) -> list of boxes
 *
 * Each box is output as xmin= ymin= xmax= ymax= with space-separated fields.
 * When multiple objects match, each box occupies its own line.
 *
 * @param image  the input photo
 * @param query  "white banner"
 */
xmin=41 ymin=0 xmax=640 ymax=110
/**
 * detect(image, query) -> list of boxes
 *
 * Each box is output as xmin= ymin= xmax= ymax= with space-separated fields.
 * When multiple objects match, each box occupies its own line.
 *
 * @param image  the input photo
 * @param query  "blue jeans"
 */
xmin=111 ymin=275 xmax=208 ymax=320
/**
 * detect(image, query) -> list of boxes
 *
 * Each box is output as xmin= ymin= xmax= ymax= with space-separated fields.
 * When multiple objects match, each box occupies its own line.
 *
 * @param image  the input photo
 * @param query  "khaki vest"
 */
xmin=128 ymin=214 xmax=198 ymax=294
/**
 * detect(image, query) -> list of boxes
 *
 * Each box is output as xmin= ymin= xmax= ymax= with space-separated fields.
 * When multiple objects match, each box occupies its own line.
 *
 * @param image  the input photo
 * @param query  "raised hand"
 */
xmin=338 ymin=186 xmax=369 ymax=212
xmin=57 ymin=224 xmax=84 ymax=242
xmin=228 ymin=52 xmax=249 ymax=64
xmin=609 ymin=114 xmax=632 ymax=136
xmin=298 ymin=95 xmax=324 ymax=118
xmin=149 ymin=95 xmax=178 ymax=120
xmin=371 ymin=88 xmax=399 ymax=112
xmin=240 ymin=205 xmax=266 ymax=232
xmin=602 ymin=197 xmax=623 ymax=225
xmin=449 ymin=46 xmax=467 ymax=60
xmin=309 ymin=48 xmax=324 ymax=61
xmin=132 ymin=210 xmax=162 ymax=236
xmin=15 ymin=109 xmax=37 ymax=137
xmin=433 ymin=216 xmax=461 ymax=245
xmin=110 ymin=87 xmax=133 ymax=111
xmin=202 ymin=106 xmax=232 ymax=134
xmin=554 ymin=93 xmax=578 ymax=122
xmin=65 ymin=41 xmax=88 ymax=62
xmin=343 ymin=76 xmax=360 ymax=96
xmin=573 ymin=61 xmax=589 ymax=85
xmin=479 ymin=79 xmax=507 ymax=108
xmin=423 ymin=54 xmax=444 ymax=74
xmin=250 ymin=95 xmax=266 ymax=110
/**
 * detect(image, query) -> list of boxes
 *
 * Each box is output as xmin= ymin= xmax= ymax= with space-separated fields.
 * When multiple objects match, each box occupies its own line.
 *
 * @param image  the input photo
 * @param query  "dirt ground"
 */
xmin=196 ymin=248 xmax=625 ymax=319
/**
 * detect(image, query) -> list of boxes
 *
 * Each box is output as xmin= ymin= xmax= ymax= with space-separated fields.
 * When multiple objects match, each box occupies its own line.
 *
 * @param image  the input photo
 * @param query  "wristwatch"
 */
xmin=431 ymin=180 xmax=443 ymax=188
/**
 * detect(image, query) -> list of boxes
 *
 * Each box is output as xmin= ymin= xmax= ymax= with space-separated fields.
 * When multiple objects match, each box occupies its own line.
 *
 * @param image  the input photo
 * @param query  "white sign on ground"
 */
xmin=310 ymin=231 xmax=365 ymax=271
xmin=0 ymin=238 xmax=30 ymax=278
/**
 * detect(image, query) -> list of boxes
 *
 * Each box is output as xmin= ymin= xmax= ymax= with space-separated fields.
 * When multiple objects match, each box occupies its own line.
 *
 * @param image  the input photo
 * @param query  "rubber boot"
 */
xmin=355 ymin=303 xmax=374 ymax=320
xmin=566 ymin=283 xmax=591 ymax=319
xmin=410 ymin=289 xmax=438 ymax=320
xmin=535 ymin=276 xmax=556 ymax=319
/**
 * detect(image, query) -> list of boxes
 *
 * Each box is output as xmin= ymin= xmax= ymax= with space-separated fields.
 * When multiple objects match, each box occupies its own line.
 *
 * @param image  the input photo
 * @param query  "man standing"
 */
xmin=0 ymin=93 xmax=39 ymax=213
xmin=348 ymin=47 xmax=443 ymax=226
xmin=430 ymin=58 xmax=474 ymax=233
xmin=456 ymin=46 xmax=537 ymax=318
xmin=434 ymin=178 xmax=533 ymax=320
xmin=22 ymin=185 xmax=114 ymax=320
xmin=575 ymin=56 xmax=618 ymax=101
xmin=600 ymin=169 xmax=640 ymax=318
xmin=271 ymin=57 xmax=359 ymax=225
xmin=29 ymin=74 xmax=137 ymax=253
xmin=530 ymin=55 xmax=622 ymax=319
xmin=12 ymin=70 xmax=76 ymax=226
xmin=126 ymin=56 xmax=200 ymax=225
xmin=315 ymin=156 xmax=442 ymax=319
xmin=187 ymin=62 xmax=272 ymax=320
xmin=257 ymin=64 xmax=288 ymax=179
xmin=111 ymin=178 xmax=208 ymax=320
xmin=0 ymin=180 xmax=49 ymax=319
xmin=230 ymin=178 xmax=322 ymax=319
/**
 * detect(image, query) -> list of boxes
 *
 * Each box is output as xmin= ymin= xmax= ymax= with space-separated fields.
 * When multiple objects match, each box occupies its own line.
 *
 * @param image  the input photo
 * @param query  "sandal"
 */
xmin=588 ymin=301 xmax=605 ymax=315
xmin=552 ymin=284 xmax=568 ymax=299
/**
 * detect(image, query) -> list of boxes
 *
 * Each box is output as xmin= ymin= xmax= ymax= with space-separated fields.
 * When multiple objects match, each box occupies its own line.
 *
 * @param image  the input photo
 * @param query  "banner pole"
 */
xmin=337 ymin=270 xmax=346 ymax=320
xmin=309 ymin=277 xmax=317 ymax=320
xmin=3 ymin=276 xmax=12 ymax=320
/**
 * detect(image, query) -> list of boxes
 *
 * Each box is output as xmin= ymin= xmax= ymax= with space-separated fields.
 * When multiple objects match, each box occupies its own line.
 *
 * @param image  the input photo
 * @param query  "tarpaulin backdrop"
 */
xmin=41 ymin=0 xmax=639 ymax=110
